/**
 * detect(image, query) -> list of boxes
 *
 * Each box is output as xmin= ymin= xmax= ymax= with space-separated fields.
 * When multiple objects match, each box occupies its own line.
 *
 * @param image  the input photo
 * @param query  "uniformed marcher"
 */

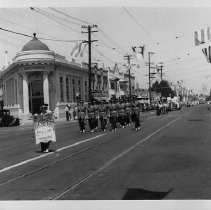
xmin=77 ymin=100 xmax=86 ymax=133
xmin=156 ymin=101 xmax=160 ymax=116
xmin=157 ymin=101 xmax=162 ymax=116
xmin=87 ymin=102 xmax=95 ymax=132
xmin=132 ymin=100 xmax=141 ymax=131
xmin=99 ymin=101 xmax=107 ymax=131
xmin=118 ymin=100 xmax=126 ymax=128
xmin=125 ymin=99 xmax=131 ymax=126
xmin=109 ymin=100 xmax=118 ymax=131
xmin=131 ymin=99 xmax=135 ymax=124
xmin=93 ymin=101 xmax=99 ymax=130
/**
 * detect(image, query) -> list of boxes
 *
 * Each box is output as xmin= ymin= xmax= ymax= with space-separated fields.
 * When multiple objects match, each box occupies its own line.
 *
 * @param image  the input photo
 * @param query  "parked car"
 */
xmin=0 ymin=109 xmax=20 ymax=127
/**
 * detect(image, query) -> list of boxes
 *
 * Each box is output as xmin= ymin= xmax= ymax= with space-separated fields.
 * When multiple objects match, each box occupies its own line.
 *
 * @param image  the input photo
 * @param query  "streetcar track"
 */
xmin=0 ymin=139 xmax=33 ymax=152
xmin=51 ymin=117 xmax=181 ymax=200
xmin=0 ymin=133 xmax=120 ymax=188
xmin=0 ymin=115 xmax=180 ymax=199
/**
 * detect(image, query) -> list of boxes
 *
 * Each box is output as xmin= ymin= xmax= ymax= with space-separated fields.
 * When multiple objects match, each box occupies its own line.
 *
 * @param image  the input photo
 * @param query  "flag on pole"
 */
xmin=71 ymin=42 xmax=79 ymax=57
xmin=132 ymin=45 xmax=145 ymax=59
xmin=79 ymin=43 xmax=87 ymax=57
xmin=194 ymin=27 xmax=211 ymax=46
xmin=74 ymin=42 xmax=83 ymax=58
xmin=202 ymin=46 xmax=211 ymax=63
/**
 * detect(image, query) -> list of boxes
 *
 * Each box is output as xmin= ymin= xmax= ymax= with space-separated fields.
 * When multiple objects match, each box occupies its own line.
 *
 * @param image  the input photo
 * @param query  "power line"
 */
xmin=96 ymin=40 xmax=124 ymax=56
xmin=30 ymin=7 xmax=82 ymax=35
xmin=0 ymin=16 xmax=36 ymax=34
xmin=49 ymin=7 xmax=93 ymax=25
xmin=122 ymin=7 xmax=151 ymax=37
xmin=41 ymin=8 xmax=82 ymax=27
xmin=0 ymin=27 xmax=83 ymax=43
xmin=31 ymin=8 xmax=134 ymax=63
xmin=4 ymin=8 xmax=66 ymax=40
xmin=122 ymin=7 xmax=175 ymax=61
xmin=0 ymin=27 xmax=31 ymax=38
xmin=92 ymin=46 xmax=123 ymax=65
xmin=97 ymin=26 xmax=127 ymax=54
xmin=32 ymin=8 xmax=127 ymax=57
xmin=0 ymin=15 xmax=63 ymax=41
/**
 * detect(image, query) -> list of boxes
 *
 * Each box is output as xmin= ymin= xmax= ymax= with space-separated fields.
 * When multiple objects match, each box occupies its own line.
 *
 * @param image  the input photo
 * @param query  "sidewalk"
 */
xmin=20 ymin=117 xmax=78 ymax=126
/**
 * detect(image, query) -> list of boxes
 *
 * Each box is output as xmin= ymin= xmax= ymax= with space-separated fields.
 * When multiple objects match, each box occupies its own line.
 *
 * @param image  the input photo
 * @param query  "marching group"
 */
xmin=76 ymin=99 xmax=142 ymax=133
xmin=64 ymin=98 xmax=181 ymax=134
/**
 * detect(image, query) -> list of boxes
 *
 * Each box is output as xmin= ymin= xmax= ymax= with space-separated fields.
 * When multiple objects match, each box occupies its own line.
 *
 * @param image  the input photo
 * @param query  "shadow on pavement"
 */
xmin=122 ymin=188 xmax=173 ymax=200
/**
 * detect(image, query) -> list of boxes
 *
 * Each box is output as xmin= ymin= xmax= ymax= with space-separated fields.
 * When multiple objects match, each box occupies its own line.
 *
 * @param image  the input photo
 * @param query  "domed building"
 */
xmin=0 ymin=34 xmax=109 ymax=120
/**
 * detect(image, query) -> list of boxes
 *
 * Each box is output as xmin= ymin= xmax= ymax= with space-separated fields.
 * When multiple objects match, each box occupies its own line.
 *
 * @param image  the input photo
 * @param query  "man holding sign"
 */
xmin=33 ymin=104 xmax=56 ymax=153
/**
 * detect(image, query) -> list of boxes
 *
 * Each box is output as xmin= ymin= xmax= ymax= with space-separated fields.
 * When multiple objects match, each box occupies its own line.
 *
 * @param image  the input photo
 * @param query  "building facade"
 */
xmin=108 ymin=64 xmax=136 ymax=100
xmin=0 ymin=34 xmax=108 ymax=119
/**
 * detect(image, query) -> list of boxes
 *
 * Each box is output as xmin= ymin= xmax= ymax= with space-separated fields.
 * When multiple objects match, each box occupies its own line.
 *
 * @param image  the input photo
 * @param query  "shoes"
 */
xmin=83 ymin=130 xmax=85 ymax=133
xmin=90 ymin=130 xmax=94 ymax=133
xmin=135 ymin=128 xmax=138 ymax=131
xmin=114 ymin=128 xmax=117 ymax=131
xmin=122 ymin=126 xmax=124 ymax=128
xmin=44 ymin=149 xmax=49 ymax=153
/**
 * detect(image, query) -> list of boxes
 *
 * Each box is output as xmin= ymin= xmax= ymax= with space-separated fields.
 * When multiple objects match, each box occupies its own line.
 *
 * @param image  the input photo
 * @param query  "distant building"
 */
xmin=0 ymin=34 xmax=108 ymax=119
xmin=108 ymin=64 xmax=136 ymax=100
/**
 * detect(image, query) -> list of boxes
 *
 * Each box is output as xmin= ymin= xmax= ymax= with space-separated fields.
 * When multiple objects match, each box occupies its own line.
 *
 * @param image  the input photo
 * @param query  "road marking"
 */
xmin=0 ymin=134 xmax=105 ymax=174
xmin=53 ymin=116 xmax=181 ymax=199
xmin=146 ymin=116 xmax=157 ymax=119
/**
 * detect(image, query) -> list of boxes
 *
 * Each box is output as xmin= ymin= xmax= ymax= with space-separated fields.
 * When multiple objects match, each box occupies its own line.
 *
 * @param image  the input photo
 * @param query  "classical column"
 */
xmin=22 ymin=73 xmax=29 ymax=114
xmin=63 ymin=76 xmax=67 ymax=102
xmin=43 ymin=71 xmax=50 ymax=106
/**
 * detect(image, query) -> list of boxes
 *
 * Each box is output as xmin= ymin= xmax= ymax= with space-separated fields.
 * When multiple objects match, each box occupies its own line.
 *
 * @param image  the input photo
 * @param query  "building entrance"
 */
xmin=29 ymin=80 xmax=44 ymax=114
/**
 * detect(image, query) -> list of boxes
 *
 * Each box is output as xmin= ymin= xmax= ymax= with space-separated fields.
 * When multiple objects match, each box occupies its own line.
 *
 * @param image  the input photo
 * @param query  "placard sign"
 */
xmin=33 ymin=113 xmax=56 ymax=145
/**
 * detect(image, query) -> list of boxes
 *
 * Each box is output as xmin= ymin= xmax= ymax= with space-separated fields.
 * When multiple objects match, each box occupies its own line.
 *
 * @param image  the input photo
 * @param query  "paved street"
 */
xmin=0 ymin=105 xmax=211 ymax=200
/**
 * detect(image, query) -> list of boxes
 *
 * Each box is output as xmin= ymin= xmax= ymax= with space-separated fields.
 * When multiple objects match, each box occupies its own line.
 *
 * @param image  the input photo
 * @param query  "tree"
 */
xmin=151 ymin=80 xmax=175 ymax=98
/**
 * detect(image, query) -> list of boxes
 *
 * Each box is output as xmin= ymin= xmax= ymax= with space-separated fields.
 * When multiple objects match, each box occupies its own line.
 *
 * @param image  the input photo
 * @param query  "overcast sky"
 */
xmin=1 ymin=1 xmax=211 ymax=95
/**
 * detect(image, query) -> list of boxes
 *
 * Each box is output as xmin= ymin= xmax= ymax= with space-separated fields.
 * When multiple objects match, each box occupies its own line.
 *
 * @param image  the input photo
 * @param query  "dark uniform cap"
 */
xmin=41 ymin=103 xmax=48 ymax=108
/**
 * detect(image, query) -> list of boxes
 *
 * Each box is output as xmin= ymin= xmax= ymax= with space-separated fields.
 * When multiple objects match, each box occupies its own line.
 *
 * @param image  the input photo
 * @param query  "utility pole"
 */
xmin=148 ymin=52 xmax=155 ymax=105
xmin=124 ymin=54 xmax=133 ymax=101
xmin=82 ymin=25 xmax=98 ymax=103
xmin=160 ymin=65 xmax=163 ymax=80
xmin=157 ymin=64 xmax=164 ymax=81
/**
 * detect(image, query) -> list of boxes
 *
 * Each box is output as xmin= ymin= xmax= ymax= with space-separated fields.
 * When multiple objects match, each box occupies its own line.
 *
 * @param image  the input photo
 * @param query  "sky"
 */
xmin=0 ymin=1 xmax=211 ymax=95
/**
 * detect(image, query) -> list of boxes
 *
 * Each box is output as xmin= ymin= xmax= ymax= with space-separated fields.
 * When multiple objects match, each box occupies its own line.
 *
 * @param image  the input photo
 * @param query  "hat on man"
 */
xmin=41 ymin=103 xmax=48 ymax=108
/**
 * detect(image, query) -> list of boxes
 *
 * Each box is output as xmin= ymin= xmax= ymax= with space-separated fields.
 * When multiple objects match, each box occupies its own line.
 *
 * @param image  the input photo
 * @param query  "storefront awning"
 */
xmin=93 ymin=96 xmax=109 ymax=103
xmin=93 ymin=97 xmax=102 ymax=102
xmin=119 ymin=79 xmax=127 ymax=83
xmin=109 ymin=77 xmax=119 ymax=81
xmin=100 ymin=97 xmax=109 ymax=102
